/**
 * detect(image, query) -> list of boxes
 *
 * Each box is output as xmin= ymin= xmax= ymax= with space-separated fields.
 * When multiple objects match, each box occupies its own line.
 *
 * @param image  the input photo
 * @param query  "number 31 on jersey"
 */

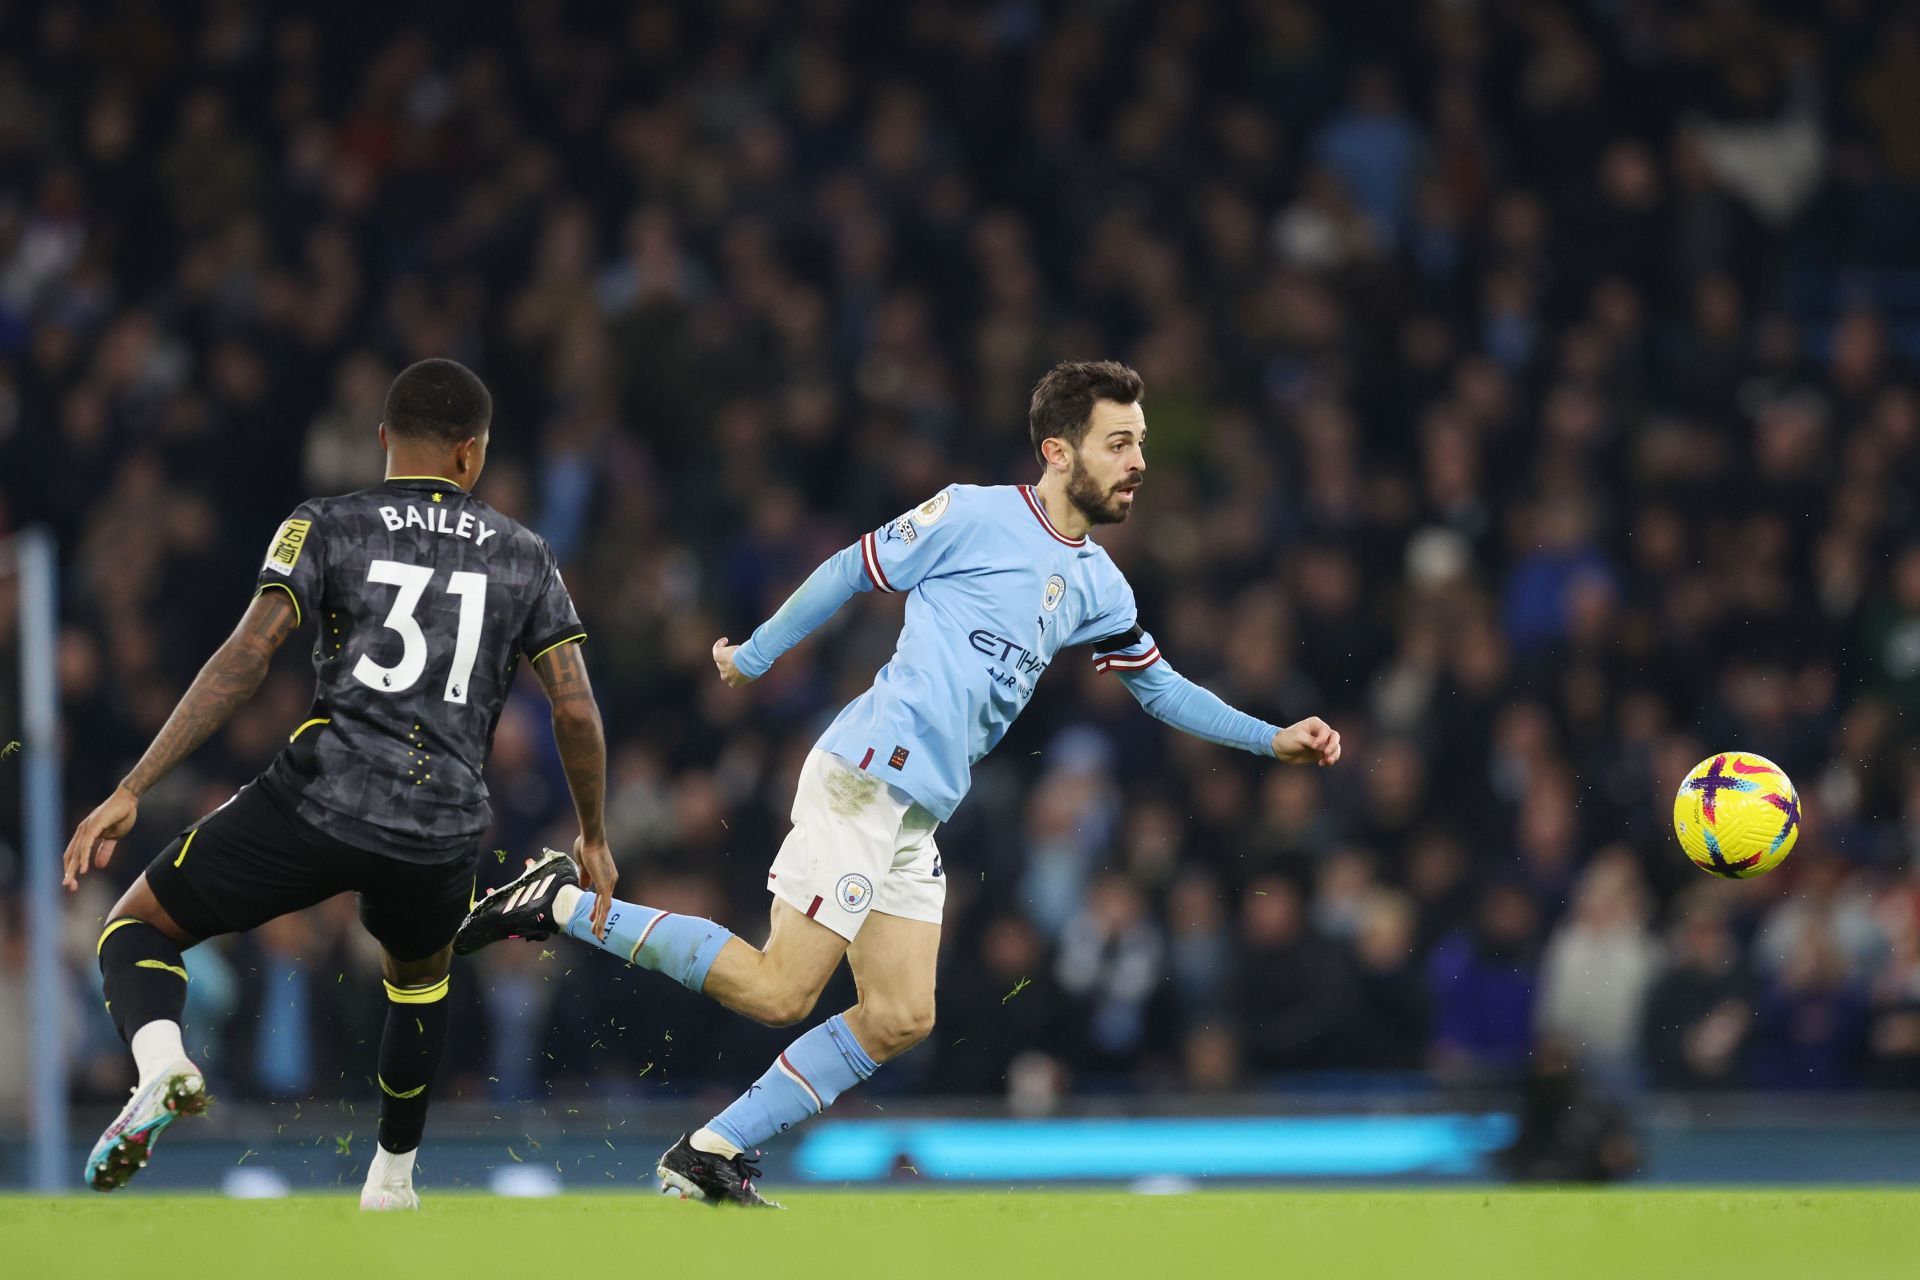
xmin=354 ymin=559 xmax=488 ymax=704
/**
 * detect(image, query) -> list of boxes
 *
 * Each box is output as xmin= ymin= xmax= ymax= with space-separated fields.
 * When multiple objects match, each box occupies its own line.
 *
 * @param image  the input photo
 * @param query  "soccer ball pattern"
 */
xmin=1672 ymin=752 xmax=1801 ymax=879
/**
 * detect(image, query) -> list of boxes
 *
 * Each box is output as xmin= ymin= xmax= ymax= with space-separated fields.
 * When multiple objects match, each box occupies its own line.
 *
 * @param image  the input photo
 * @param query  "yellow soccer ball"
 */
xmin=1673 ymin=752 xmax=1801 ymax=879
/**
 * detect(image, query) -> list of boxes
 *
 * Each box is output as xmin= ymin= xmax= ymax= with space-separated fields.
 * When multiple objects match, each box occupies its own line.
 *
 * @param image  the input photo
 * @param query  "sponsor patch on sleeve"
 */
xmin=262 ymin=519 xmax=311 ymax=576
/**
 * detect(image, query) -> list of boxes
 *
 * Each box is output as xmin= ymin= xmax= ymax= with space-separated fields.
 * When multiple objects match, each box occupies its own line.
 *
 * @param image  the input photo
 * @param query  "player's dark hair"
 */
xmin=384 ymin=358 xmax=492 ymax=445
xmin=1028 ymin=360 xmax=1144 ymax=461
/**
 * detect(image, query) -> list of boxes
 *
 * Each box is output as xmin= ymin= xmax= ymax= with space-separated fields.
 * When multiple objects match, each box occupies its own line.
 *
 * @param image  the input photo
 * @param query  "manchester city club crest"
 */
xmin=1043 ymin=574 xmax=1066 ymax=612
xmin=836 ymin=873 xmax=875 ymax=912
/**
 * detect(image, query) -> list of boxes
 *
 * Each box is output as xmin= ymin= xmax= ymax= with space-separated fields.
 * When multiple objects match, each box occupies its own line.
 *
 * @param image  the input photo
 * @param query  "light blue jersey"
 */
xmin=733 ymin=484 xmax=1281 ymax=822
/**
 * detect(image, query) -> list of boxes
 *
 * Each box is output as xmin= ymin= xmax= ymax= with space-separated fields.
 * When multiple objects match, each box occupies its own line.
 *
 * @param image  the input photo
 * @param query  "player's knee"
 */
xmin=382 ymin=944 xmax=452 ymax=988
xmin=753 ymin=980 xmax=823 ymax=1028
xmin=860 ymin=999 xmax=935 ymax=1059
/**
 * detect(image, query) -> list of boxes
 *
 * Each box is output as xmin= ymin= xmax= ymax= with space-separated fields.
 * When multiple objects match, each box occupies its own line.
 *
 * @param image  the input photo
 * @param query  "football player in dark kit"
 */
xmin=61 ymin=359 xmax=616 ymax=1208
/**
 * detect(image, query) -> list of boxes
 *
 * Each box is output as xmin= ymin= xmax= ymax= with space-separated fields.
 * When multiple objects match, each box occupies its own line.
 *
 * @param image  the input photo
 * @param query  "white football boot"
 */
xmin=358 ymin=1183 xmax=421 ymax=1211
xmin=84 ymin=1060 xmax=209 ymax=1191
xmin=360 ymin=1145 xmax=422 ymax=1210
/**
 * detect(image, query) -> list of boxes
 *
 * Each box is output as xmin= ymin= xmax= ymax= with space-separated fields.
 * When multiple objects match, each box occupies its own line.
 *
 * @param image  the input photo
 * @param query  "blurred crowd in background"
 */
xmin=6 ymin=0 xmax=1920 ymax=1121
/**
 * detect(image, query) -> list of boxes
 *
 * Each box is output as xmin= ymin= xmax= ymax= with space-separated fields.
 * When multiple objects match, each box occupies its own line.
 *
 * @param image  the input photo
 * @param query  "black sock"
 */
xmin=377 ymin=976 xmax=452 ymax=1154
xmin=98 ymin=919 xmax=189 ymax=1043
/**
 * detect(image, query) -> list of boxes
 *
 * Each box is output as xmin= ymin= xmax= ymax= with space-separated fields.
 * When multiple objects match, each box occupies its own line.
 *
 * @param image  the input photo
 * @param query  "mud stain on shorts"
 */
xmin=825 ymin=765 xmax=883 ymax=816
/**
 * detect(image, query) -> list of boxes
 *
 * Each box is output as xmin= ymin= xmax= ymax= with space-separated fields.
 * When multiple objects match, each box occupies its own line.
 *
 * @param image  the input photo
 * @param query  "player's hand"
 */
xmin=712 ymin=637 xmax=753 ymax=688
xmin=572 ymin=834 xmax=617 ymax=940
xmin=1273 ymin=717 xmax=1341 ymax=767
xmin=63 ymin=785 xmax=139 ymax=890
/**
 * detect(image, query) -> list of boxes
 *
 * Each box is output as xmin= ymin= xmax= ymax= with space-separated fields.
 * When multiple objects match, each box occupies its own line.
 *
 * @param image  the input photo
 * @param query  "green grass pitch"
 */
xmin=8 ymin=1190 xmax=1920 ymax=1279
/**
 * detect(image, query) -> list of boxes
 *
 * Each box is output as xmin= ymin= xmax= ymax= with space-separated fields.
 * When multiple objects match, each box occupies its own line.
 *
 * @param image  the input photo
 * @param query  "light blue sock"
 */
xmin=707 ymin=1014 xmax=878 ymax=1151
xmin=564 ymin=893 xmax=733 ymax=993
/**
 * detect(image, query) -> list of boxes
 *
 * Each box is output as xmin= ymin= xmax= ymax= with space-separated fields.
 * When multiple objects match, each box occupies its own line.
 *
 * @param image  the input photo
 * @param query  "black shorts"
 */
xmin=144 ymin=779 xmax=478 ymax=962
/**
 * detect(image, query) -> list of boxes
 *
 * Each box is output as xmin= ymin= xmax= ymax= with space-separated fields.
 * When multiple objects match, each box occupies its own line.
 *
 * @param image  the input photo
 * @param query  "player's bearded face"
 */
xmin=1065 ymin=444 xmax=1140 ymax=525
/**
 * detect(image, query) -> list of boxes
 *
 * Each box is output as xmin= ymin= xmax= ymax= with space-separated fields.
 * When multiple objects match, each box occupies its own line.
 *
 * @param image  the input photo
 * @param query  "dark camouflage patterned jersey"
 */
xmin=250 ymin=475 xmax=584 ymax=864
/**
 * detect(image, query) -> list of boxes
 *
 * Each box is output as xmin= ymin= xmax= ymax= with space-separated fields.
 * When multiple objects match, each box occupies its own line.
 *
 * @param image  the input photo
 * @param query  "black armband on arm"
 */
xmin=1087 ymin=624 xmax=1145 ymax=655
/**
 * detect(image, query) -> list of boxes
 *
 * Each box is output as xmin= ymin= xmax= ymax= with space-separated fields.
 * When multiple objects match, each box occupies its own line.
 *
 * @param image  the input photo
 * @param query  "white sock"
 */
xmin=690 ymin=1127 xmax=742 ymax=1159
xmin=553 ymin=883 xmax=584 ymax=927
xmin=130 ymin=1020 xmax=187 ymax=1082
xmin=365 ymin=1144 xmax=417 ymax=1187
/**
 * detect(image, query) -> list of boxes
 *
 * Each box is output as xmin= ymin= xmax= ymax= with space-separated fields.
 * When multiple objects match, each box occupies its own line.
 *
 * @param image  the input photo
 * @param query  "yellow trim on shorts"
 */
xmin=383 ymin=976 xmax=450 ymax=1004
xmin=255 ymin=581 xmax=302 ymax=627
xmin=135 ymin=958 xmax=189 ymax=981
xmin=529 ymin=633 xmax=588 ymax=665
xmin=96 ymin=917 xmax=142 ymax=954
xmin=172 ymin=827 xmax=198 ymax=869
xmin=378 ymin=1075 xmax=427 ymax=1100
xmin=288 ymin=717 xmax=331 ymax=743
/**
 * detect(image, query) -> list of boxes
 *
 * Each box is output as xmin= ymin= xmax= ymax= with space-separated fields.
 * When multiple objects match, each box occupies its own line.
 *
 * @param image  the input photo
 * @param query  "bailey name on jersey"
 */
xmin=377 ymin=501 xmax=499 ymax=545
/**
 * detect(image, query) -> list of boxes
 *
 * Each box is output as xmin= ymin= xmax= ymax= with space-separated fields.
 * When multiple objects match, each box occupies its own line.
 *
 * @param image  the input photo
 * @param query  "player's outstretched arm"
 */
xmin=717 ymin=541 xmax=872 ymax=685
xmin=720 ymin=490 xmax=967 ymax=684
xmin=1107 ymin=648 xmax=1341 ymax=767
xmin=62 ymin=588 xmax=299 ymax=889
xmin=532 ymin=639 xmax=615 ymax=938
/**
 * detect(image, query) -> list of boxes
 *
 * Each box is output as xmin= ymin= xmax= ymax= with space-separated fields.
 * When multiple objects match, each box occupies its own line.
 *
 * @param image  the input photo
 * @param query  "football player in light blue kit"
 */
xmin=456 ymin=360 xmax=1342 ymax=1204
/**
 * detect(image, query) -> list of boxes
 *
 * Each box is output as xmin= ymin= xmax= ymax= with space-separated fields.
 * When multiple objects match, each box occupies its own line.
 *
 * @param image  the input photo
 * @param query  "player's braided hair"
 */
xmin=384 ymin=358 xmax=493 ymax=444
xmin=1028 ymin=360 xmax=1144 ymax=461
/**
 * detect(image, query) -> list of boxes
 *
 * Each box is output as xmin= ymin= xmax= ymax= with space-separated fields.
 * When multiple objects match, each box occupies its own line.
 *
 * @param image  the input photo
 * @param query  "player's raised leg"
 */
xmin=458 ymin=747 xmax=884 ymax=1026
xmin=459 ymin=849 xmax=846 ymax=1024
xmin=63 ymin=589 xmax=301 ymax=1191
xmin=85 ymin=872 xmax=209 ymax=1192
xmin=360 ymin=943 xmax=454 ymax=1211
xmin=659 ymin=908 xmax=938 ymax=1206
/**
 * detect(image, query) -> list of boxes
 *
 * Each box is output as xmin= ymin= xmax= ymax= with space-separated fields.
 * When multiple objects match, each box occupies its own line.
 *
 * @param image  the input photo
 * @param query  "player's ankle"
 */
xmin=553 ymin=884 xmax=584 ymax=928
xmin=690 ymin=1127 xmax=742 ymax=1159
xmin=129 ymin=1020 xmax=188 ymax=1083
xmin=365 ymin=1143 xmax=418 ymax=1188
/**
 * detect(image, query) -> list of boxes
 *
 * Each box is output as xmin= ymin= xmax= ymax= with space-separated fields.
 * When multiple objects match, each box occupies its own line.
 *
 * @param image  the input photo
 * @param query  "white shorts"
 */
xmin=767 ymin=749 xmax=945 ymax=941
